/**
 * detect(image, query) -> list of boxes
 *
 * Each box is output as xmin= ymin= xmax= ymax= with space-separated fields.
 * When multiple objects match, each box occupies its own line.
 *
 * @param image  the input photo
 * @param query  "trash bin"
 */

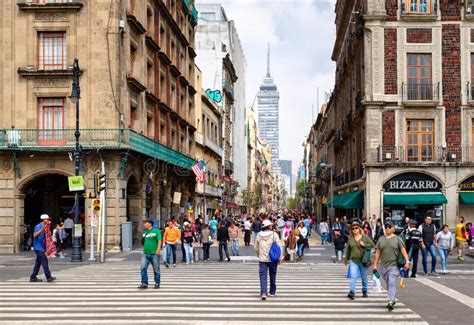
xmin=193 ymin=247 xmax=200 ymax=262
xmin=121 ymin=221 xmax=133 ymax=252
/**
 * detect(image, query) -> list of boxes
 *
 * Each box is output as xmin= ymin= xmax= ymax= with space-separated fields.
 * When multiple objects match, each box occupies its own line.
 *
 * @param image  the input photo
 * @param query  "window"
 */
xmin=146 ymin=6 xmax=153 ymax=33
xmin=406 ymin=119 xmax=434 ymax=161
xmin=160 ymin=116 xmax=166 ymax=144
xmin=130 ymin=106 xmax=137 ymax=129
xmin=146 ymin=116 xmax=153 ymax=137
xmin=38 ymin=98 xmax=66 ymax=145
xmin=201 ymin=12 xmax=216 ymax=21
xmin=407 ymin=53 xmax=432 ymax=100
xmin=406 ymin=0 xmax=431 ymax=14
xmin=38 ymin=32 xmax=66 ymax=70
xmin=130 ymin=45 xmax=137 ymax=76
xmin=471 ymin=54 xmax=474 ymax=101
xmin=147 ymin=62 xmax=153 ymax=89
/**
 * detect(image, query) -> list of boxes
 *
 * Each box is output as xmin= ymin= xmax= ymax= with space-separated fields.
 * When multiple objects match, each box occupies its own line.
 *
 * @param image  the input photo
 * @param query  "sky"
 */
xmin=196 ymin=0 xmax=336 ymax=175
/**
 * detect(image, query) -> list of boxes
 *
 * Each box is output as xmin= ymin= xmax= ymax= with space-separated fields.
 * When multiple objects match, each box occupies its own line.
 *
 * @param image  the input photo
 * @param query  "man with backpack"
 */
xmin=455 ymin=216 xmax=468 ymax=261
xmin=404 ymin=219 xmax=422 ymax=278
xmin=254 ymin=219 xmax=282 ymax=300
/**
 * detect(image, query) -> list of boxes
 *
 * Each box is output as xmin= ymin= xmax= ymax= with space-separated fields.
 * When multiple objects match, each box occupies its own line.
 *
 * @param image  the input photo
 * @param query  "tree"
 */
xmin=287 ymin=197 xmax=296 ymax=209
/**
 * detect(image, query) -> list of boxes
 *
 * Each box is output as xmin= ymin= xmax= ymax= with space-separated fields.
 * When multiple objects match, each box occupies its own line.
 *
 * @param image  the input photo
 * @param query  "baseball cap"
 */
xmin=40 ymin=214 xmax=50 ymax=220
xmin=408 ymin=219 xmax=417 ymax=225
xmin=384 ymin=219 xmax=394 ymax=227
xmin=262 ymin=220 xmax=272 ymax=228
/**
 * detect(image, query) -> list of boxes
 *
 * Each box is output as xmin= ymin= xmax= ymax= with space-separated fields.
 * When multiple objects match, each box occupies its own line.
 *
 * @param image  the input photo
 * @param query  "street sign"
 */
xmin=73 ymin=224 xmax=83 ymax=238
xmin=91 ymin=214 xmax=98 ymax=227
xmin=68 ymin=176 xmax=84 ymax=192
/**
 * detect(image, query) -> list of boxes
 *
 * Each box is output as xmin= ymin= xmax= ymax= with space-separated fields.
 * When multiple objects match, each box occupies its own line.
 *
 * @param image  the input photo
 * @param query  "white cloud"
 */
xmin=196 ymin=0 xmax=336 ymax=174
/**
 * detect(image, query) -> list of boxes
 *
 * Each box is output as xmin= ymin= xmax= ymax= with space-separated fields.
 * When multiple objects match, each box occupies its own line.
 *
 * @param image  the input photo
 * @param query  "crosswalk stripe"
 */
xmin=0 ymin=262 xmax=427 ymax=324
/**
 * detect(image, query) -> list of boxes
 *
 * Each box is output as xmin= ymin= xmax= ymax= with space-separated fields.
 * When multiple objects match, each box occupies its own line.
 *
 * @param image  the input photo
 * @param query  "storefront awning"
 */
xmin=339 ymin=190 xmax=364 ymax=209
xmin=384 ymin=192 xmax=447 ymax=205
xmin=323 ymin=190 xmax=364 ymax=209
xmin=459 ymin=192 xmax=474 ymax=205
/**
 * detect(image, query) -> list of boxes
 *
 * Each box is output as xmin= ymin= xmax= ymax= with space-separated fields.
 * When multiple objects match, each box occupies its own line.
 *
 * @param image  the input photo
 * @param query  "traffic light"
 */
xmin=96 ymin=172 xmax=106 ymax=194
xmin=93 ymin=198 xmax=101 ymax=212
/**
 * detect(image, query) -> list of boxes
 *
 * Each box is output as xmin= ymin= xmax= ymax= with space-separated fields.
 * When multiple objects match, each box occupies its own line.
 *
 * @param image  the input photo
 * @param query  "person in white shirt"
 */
xmin=244 ymin=217 xmax=252 ymax=246
xmin=319 ymin=219 xmax=329 ymax=245
xmin=296 ymin=222 xmax=308 ymax=260
xmin=63 ymin=216 xmax=74 ymax=248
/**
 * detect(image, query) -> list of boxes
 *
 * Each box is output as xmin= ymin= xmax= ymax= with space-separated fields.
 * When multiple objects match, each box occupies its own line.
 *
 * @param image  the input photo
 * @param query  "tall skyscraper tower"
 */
xmin=257 ymin=44 xmax=280 ymax=174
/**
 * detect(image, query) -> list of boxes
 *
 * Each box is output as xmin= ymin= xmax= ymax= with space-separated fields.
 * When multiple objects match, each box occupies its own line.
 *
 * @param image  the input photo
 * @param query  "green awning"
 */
xmin=339 ymin=190 xmax=364 ymax=209
xmin=384 ymin=192 xmax=447 ymax=205
xmin=459 ymin=192 xmax=474 ymax=205
xmin=323 ymin=190 xmax=364 ymax=209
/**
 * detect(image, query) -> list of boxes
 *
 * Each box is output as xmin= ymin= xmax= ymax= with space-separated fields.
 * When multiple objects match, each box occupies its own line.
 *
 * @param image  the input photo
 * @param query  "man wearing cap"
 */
xmin=30 ymin=214 xmax=56 ymax=282
xmin=138 ymin=219 xmax=162 ymax=289
xmin=405 ymin=219 xmax=422 ymax=278
xmin=373 ymin=219 xmax=409 ymax=310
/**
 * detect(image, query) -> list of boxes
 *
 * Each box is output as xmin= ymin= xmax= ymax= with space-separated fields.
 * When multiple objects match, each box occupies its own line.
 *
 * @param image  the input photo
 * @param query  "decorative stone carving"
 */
xmin=2 ymin=159 xmax=12 ymax=173
xmin=34 ymin=12 xmax=68 ymax=21
xmin=47 ymin=160 xmax=55 ymax=169
xmin=34 ymin=78 xmax=69 ymax=88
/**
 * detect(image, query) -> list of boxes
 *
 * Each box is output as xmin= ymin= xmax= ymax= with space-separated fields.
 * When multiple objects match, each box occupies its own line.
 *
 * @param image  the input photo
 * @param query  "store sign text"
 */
xmin=387 ymin=180 xmax=439 ymax=191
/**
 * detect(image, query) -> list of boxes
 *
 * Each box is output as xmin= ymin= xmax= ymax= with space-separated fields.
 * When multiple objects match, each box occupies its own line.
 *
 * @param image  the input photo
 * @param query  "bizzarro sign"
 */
xmin=383 ymin=172 xmax=441 ymax=192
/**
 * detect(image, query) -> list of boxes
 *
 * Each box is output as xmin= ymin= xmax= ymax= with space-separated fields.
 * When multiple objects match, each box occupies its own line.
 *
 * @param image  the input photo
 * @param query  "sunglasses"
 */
xmin=385 ymin=225 xmax=393 ymax=229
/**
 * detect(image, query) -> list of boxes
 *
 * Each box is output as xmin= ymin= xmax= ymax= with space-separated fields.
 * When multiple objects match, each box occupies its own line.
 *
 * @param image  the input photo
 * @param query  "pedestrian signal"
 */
xmin=93 ymin=199 xmax=101 ymax=211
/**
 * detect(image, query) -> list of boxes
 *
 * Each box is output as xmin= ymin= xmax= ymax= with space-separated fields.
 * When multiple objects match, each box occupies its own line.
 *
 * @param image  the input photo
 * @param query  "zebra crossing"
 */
xmin=0 ymin=261 xmax=427 ymax=324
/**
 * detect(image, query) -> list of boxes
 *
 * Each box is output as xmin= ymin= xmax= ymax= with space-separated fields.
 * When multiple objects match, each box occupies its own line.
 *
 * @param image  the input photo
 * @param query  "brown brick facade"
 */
xmin=442 ymin=25 xmax=461 ymax=148
xmin=440 ymin=0 xmax=461 ymax=21
xmin=406 ymin=28 xmax=432 ymax=43
xmin=384 ymin=28 xmax=397 ymax=95
xmin=385 ymin=0 xmax=398 ymax=22
xmin=382 ymin=110 xmax=395 ymax=148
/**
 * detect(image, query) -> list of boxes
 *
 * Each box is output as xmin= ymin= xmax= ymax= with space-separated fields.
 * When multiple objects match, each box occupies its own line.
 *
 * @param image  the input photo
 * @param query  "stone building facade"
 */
xmin=310 ymin=0 xmax=474 ymax=229
xmin=0 ymin=0 xmax=199 ymax=253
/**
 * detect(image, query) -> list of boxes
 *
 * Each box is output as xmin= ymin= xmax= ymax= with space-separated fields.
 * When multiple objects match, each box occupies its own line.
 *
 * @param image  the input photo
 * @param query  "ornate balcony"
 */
xmin=401 ymin=82 xmax=440 ymax=107
xmin=370 ymin=145 xmax=473 ymax=164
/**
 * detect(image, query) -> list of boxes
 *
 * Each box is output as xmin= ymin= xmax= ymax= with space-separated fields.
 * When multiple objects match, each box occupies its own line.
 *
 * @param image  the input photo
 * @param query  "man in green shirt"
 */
xmin=138 ymin=220 xmax=162 ymax=289
xmin=373 ymin=219 xmax=409 ymax=311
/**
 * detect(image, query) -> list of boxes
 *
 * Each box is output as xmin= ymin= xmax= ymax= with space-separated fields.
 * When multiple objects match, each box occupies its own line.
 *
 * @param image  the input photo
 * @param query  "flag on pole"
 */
xmin=191 ymin=160 xmax=205 ymax=183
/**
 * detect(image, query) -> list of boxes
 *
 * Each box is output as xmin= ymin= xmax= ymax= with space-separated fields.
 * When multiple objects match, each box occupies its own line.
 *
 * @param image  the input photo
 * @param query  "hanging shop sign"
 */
xmin=383 ymin=172 xmax=441 ymax=192
xmin=459 ymin=176 xmax=474 ymax=191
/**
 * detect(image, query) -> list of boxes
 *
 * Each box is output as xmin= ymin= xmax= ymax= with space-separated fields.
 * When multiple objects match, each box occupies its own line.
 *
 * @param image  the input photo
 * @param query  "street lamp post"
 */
xmin=69 ymin=58 xmax=82 ymax=262
xmin=320 ymin=163 xmax=333 ymax=225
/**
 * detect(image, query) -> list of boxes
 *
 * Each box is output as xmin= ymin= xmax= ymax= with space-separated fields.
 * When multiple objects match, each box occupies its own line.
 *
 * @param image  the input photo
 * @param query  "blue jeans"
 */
xmin=259 ymin=261 xmax=277 ymax=295
xmin=140 ymin=254 xmax=160 ymax=285
xmin=422 ymin=243 xmax=437 ymax=273
xmin=165 ymin=243 xmax=177 ymax=264
xmin=321 ymin=232 xmax=328 ymax=244
xmin=30 ymin=251 xmax=52 ymax=280
xmin=184 ymin=243 xmax=193 ymax=263
xmin=253 ymin=231 xmax=260 ymax=243
xmin=349 ymin=260 xmax=368 ymax=293
xmin=438 ymin=247 xmax=449 ymax=272
xmin=297 ymin=242 xmax=305 ymax=257
xmin=231 ymin=238 xmax=239 ymax=255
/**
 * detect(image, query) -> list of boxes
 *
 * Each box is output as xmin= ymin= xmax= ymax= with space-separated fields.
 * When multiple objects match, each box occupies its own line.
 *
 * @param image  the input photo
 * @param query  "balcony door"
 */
xmin=407 ymin=0 xmax=432 ymax=14
xmin=38 ymin=98 xmax=66 ymax=145
xmin=407 ymin=53 xmax=432 ymax=100
xmin=406 ymin=119 xmax=434 ymax=162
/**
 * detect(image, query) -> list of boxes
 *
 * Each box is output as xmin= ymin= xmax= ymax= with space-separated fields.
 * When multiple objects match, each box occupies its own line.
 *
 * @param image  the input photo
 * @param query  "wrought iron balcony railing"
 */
xmin=370 ymin=145 xmax=473 ymax=163
xmin=401 ymin=82 xmax=440 ymax=102
xmin=0 ymin=128 xmax=196 ymax=169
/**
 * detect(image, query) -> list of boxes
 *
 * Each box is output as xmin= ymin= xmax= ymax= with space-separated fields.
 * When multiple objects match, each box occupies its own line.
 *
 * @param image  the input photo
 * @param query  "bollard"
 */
xmin=289 ymin=250 xmax=296 ymax=262
xmin=337 ymin=250 xmax=343 ymax=261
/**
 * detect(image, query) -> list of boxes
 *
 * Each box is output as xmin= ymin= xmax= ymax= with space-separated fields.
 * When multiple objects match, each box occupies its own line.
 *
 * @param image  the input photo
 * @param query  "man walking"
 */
xmin=217 ymin=222 xmax=231 ymax=262
xmin=455 ymin=216 xmax=468 ymax=261
xmin=138 ymin=220 xmax=162 ymax=289
xmin=30 ymin=214 xmax=56 ymax=283
xmin=163 ymin=220 xmax=181 ymax=267
xmin=373 ymin=219 xmax=409 ymax=311
xmin=319 ymin=219 xmax=329 ymax=245
xmin=418 ymin=216 xmax=438 ymax=275
xmin=405 ymin=219 xmax=422 ymax=278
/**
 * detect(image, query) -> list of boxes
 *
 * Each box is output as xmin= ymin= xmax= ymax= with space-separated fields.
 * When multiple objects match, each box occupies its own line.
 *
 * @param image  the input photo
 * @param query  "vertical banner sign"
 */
xmin=173 ymin=192 xmax=182 ymax=205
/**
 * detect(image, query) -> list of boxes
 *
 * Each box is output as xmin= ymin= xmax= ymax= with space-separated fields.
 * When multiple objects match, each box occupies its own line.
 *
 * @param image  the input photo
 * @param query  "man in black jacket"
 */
xmin=252 ymin=217 xmax=262 ymax=244
xmin=405 ymin=219 xmax=422 ymax=278
xmin=217 ymin=222 xmax=231 ymax=262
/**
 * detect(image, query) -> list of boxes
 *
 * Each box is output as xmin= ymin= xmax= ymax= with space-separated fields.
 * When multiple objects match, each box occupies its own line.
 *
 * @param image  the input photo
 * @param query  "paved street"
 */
xmin=0 ymin=237 xmax=473 ymax=324
xmin=0 ymin=254 xmax=425 ymax=324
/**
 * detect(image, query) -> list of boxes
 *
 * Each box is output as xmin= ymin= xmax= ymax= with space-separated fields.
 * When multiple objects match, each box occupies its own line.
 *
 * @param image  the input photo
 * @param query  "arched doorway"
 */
xmin=21 ymin=173 xmax=85 ymax=249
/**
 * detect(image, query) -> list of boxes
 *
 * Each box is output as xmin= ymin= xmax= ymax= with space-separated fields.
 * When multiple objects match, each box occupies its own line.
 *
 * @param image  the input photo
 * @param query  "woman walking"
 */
xmin=363 ymin=221 xmax=372 ymax=239
xmin=344 ymin=220 xmax=375 ymax=300
xmin=436 ymin=224 xmax=455 ymax=274
xmin=254 ymin=219 xmax=282 ymax=300
xmin=200 ymin=224 xmax=211 ymax=261
xmin=182 ymin=224 xmax=197 ymax=265
xmin=229 ymin=222 xmax=240 ymax=256
xmin=296 ymin=221 xmax=307 ymax=261
xmin=244 ymin=217 xmax=252 ymax=246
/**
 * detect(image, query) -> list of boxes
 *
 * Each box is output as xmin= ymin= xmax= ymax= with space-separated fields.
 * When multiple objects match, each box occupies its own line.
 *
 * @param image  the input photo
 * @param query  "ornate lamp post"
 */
xmin=69 ymin=58 xmax=82 ymax=262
